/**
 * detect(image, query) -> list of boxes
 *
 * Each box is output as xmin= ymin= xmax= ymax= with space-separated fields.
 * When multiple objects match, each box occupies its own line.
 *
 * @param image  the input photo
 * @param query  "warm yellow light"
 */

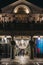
xmin=25 ymin=9 xmax=30 ymax=14
xmin=21 ymin=39 xmax=24 ymax=44
xmin=13 ymin=5 xmax=30 ymax=14
xmin=14 ymin=9 xmax=17 ymax=13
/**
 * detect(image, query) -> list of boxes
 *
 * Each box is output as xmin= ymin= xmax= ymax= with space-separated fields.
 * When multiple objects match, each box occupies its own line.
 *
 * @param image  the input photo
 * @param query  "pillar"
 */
xmin=29 ymin=36 xmax=34 ymax=59
xmin=11 ymin=36 xmax=16 ymax=59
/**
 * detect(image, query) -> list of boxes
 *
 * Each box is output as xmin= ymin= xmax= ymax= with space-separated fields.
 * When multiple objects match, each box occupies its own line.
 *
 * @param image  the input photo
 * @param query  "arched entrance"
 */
xmin=13 ymin=36 xmax=31 ymax=64
xmin=13 ymin=5 xmax=31 ymax=23
xmin=13 ymin=5 xmax=31 ymax=14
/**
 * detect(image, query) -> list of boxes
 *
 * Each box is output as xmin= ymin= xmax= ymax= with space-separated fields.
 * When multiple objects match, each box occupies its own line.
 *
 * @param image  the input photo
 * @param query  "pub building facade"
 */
xmin=0 ymin=0 xmax=43 ymax=63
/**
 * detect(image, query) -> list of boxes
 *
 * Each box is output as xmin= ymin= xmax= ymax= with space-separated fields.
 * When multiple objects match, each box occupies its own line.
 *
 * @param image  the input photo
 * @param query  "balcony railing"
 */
xmin=0 ymin=21 xmax=43 ymax=31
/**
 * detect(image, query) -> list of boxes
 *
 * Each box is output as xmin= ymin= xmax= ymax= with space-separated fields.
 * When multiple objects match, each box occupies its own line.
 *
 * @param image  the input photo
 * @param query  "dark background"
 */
xmin=0 ymin=0 xmax=43 ymax=8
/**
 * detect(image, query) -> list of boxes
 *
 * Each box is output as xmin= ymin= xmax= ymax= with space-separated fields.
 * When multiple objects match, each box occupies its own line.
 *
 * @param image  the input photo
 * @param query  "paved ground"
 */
xmin=1 ymin=56 xmax=43 ymax=65
xmin=0 ymin=63 xmax=43 ymax=65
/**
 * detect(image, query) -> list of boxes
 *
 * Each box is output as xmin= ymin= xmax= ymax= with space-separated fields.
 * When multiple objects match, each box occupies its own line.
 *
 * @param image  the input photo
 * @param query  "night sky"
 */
xmin=0 ymin=0 xmax=43 ymax=8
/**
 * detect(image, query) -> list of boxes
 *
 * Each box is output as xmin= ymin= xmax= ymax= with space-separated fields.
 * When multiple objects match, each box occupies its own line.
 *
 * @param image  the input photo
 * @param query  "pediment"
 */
xmin=1 ymin=0 xmax=43 ymax=13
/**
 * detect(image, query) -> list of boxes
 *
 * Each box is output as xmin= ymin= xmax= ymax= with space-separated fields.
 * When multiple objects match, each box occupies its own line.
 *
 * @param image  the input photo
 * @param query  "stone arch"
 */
xmin=13 ymin=4 xmax=31 ymax=14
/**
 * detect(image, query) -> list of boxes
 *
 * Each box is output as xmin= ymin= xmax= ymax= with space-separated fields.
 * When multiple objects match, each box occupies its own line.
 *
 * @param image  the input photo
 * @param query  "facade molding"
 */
xmin=1 ymin=0 xmax=43 ymax=13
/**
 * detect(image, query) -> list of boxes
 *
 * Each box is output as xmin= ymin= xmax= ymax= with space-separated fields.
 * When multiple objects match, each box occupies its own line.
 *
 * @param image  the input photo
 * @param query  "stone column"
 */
xmin=29 ymin=36 xmax=34 ymax=59
xmin=11 ymin=36 xmax=16 ymax=59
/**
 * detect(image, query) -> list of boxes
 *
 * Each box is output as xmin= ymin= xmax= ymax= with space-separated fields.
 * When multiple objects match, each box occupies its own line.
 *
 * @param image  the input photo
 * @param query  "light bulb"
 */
xmin=21 ymin=39 xmax=24 ymax=44
xmin=38 ymin=36 xmax=40 ymax=40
